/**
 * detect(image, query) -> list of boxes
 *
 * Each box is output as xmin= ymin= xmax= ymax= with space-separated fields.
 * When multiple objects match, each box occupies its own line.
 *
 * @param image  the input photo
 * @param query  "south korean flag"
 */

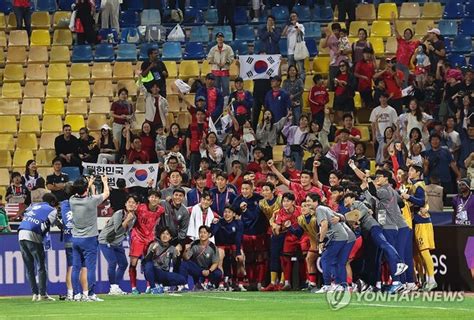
xmin=239 ymin=54 xmax=282 ymax=80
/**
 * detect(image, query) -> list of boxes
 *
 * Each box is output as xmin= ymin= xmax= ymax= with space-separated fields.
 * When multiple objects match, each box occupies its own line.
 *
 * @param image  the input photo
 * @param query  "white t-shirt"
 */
xmin=369 ymin=105 xmax=398 ymax=136
xmin=287 ymin=23 xmax=305 ymax=55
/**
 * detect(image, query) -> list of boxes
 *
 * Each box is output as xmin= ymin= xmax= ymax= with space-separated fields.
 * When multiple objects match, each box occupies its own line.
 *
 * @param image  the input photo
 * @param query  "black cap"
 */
xmin=215 ymin=32 xmax=224 ymax=38
xmin=234 ymin=76 xmax=244 ymax=83
xmin=271 ymin=75 xmax=282 ymax=81
xmin=313 ymin=140 xmax=323 ymax=149
xmin=206 ymin=73 xmax=216 ymax=80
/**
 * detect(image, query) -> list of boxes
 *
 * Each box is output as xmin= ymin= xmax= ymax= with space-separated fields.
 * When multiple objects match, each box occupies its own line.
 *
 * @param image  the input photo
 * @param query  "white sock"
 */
xmin=83 ymin=291 xmax=88 ymax=297
xmin=376 ymin=281 xmax=382 ymax=289
xmin=427 ymin=276 xmax=435 ymax=283
xmin=67 ymin=289 xmax=73 ymax=297
xmin=284 ymin=280 xmax=290 ymax=286
xmin=132 ymin=287 xmax=137 ymax=290
xmin=392 ymin=281 xmax=400 ymax=285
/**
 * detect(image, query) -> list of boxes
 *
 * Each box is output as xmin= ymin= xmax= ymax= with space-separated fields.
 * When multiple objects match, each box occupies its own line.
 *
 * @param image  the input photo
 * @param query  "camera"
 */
xmin=84 ymin=168 xmax=104 ymax=194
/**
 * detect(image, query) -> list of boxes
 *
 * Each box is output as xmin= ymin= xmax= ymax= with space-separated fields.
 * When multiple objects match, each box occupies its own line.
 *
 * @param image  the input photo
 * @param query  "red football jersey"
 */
xmin=289 ymin=182 xmax=324 ymax=205
xmin=275 ymin=206 xmax=302 ymax=229
xmin=130 ymin=203 xmax=164 ymax=242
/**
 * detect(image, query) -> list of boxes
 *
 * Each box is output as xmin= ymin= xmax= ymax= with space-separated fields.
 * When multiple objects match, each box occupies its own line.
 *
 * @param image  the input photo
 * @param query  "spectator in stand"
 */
xmin=256 ymin=110 xmax=289 ymax=160
xmin=282 ymin=11 xmax=305 ymax=81
xmin=140 ymin=122 xmax=157 ymax=163
xmin=327 ymin=129 xmax=355 ymax=171
xmin=186 ymin=108 xmax=208 ymax=175
xmin=282 ymin=65 xmax=304 ymax=124
xmin=265 ymin=75 xmax=291 ymax=123
xmin=78 ymin=127 xmax=99 ymax=164
xmin=166 ymin=123 xmax=185 ymax=155
xmin=217 ymin=0 xmax=236 ymax=40
xmin=370 ymin=93 xmax=399 ymax=160
xmin=354 ymin=47 xmax=376 ymax=109
xmin=125 ymin=123 xmax=150 ymax=164
xmin=97 ymin=124 xmax=118 ymax=164
xmin=55 ymin=124 xmax=81 ymax=168
xmin=141 ymin=81 xmax=169 ymax=132
xmin=423 ymin=28 xmax=446 ymax=75
xmin=344 ymin=141 xmax=370 ymax=176
xmin=453 ymin=178 xmax=474 ymax=225
xmin=398 ymin=99 xmax=432 ymax=145
xmin=333 ymin=60 xmax=356 ymax=123
xmin=252 ymin=70 xmax=272 ymax=131
xmin=426 ymin=176 xmax=444 ymax=212
xmin=462 ymin=69 xmax=474 ymax=96
xmin=308 ymin=75 xmax=329 ymax=128
xmin=196 ymin=74 xmax=225 ymax=123
xmin=258 ymin=16 xmax=281 ymax=54
xmin=442 ymin=68 xmax=464 ymax=118
xmin=207 ymin=33 xmax=235 ymax=98
xmin=374 ymin=58 xmax=405 ymax=115
xmin=229 ymin=77 xmax=254 ymax=126
xmin=6 ymin=172 xmax=31 ymax=206
xmin=225 ymin=135 xmax=249 ymax=174
xmin=321 ymin=23 xmax=351 ymax=91
xmin=351 ymin=28 xmax=373 ymax=66
xmin=13 ymin=0 xmax=31 ymax=36
xmin=30 ymin=178 xmax=49 ymax=204
xmin=100 ymin=0 xmax=120 ymax=31
xmin=0 ymin=196 xmax=10 ymax=233
xmin=335 ymin=113 xmax=361 ymax=143
xmin=392 ymin=13 xmax=419 ymax=87
xmin=140 ymin=48 xmax=168 ymax=97
xmin=46 ymin=157 xmax=70 ymax=202
xmin=282 ymin=113 xmax=310 ymax=171
xmin=458 ymin=123 xmax=474 ymax=177
xmin=200 ymin=132 xmax=224 ymax=170
xmin=74 ymin=0 xmax=97 ymax=45
xmin=334 ymin=0 xmax=356 ymax=28
xmin=22 ymin=160 xmax=41 ymax=191
xmin=110 ymin=88 xmax=135 ymax=144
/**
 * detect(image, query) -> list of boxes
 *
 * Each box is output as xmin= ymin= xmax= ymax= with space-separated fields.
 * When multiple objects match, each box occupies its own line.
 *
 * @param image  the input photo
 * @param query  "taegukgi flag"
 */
xmin=239 ymin=54 xmax=281 ymax=80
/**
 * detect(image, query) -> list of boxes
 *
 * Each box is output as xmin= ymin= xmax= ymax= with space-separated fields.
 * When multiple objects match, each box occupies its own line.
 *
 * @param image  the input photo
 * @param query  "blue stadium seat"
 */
xmin=98 ymin=29 xmax=119 ymax=44
xmin=94 ymin=43 xmax=115 ymax=62
xmin=62 ymin=167 xmax=81 ymax=181
xmin=272 ymin=5 xmax=289 ymax=23
xmin=438 ymin=20 xmax=458 ymax=37
xmin=205 ymin=8 xmax=218 ymax=25
xmin=231 ymin=40 xmax=249 ymax=55
xmin=183 ymin=42 xmax=206 ymax=60
xmin=466 ymin=2 xmax=474 ymax=18
xmin=141 ymin=9 xmax=161 ymax=26
xmin=314 ymin=5 xmax=333 ymax=21
xmin=448 ymin=54 xmax=466 ymax=68
xmin=58 ymin=0 xmax=74 ymax=10
xmin=459 ymin=19 xmax=474 ymax=36
xmin=121 ymin=27 xmax=141 ymax=44
xmin=234 ymin=7 xmax=248 ymax=25
xmin=253 ymin=41 xmax=263 ymax=54
xmin=120 ymin=10 xmax=140 ymax=28
xmin=0 ymin=0 xmax=12 ymax=14
xmin=304 ymin=22 xmax=321 ymax=39
xmin=190 ymin=25 xmax=209 ymax=43
xmin=211 ymin=26 xmax=233 ymax=40
xmin=190 ymin=0 xmax=209 ymax=10
xmin=443 ymin=0 xmax=464 ymax=19
xmin=162 ymin=42 xmax=182 ymax=60
xmin=36 ymin=0 xmax=57 ymax=12
xmin=139 ymin=43 xmax=159 ymax=60
xmin=452 ymin=35 xmax=472 ymax=53
xmin=293 ymin=5 xmax=311 ymax=22
xmin=183 ymin=7 xmax=204 ymax=25
xmin=72 ymin=45 xmax=93 ymax=63
xmin=279 ymin=39 xmax=288 ymax=57
xmin=124 ymin=0 xmax=143 ymax=11
xmin=305 ymin=38 xmax=318 ymax=56
xmin=116 ymin=44 xmax=137 ymax=61
xmin=444 ymin=38 xmax=452 ymax=53
xmin=235 ymin=25 xmax=255 ymax=42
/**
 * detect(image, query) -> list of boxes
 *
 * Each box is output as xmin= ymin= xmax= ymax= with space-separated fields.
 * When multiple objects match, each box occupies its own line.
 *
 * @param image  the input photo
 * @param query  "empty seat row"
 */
xmin=6 ymin=29 xmax=72 ymax=47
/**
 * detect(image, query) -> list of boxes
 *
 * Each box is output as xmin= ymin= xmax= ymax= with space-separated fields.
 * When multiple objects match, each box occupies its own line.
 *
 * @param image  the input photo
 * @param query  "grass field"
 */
xmin=1 ymin=292 xmax=473 ymax=319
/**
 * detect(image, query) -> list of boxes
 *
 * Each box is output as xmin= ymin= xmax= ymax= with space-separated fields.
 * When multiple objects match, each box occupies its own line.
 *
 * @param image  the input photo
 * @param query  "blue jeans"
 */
xmin=321 ymin=240 xmax=347 ymax=285
xmin=370 ymin=226 xmax=402 ymax=279
xmin=287 ymin=55 xmax=305 ymax=82
xmin=179 ymin=260 xmax=223 ymax=288
xmin=215 ymin=76 xmax=230 ymax=97
xmin=380 ymin=228 xmax=402 ymax=281
xmin=19 ymin=240 xmax=47 ymax=295
xmin=13 ymin=6 xmax=31 ymax=36
xmin=72 ymin=236 xmax=98 ymax=295
xmin=144 ymin=261 xmax=186 ymax=286
xmin=396 ymin=227 xmax=414 ymax=283
xmin=99 ymin=243 xmax=128 ymax=285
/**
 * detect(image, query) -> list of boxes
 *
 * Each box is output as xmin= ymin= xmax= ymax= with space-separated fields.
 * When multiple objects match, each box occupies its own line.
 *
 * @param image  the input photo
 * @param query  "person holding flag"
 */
xmin=229 ymin=77 xmax=254 ymax=126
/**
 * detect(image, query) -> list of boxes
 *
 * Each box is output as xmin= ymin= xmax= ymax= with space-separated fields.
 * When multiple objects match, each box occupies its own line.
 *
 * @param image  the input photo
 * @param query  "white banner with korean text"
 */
xmin=82 ymin=162 xmax=159 ymax=188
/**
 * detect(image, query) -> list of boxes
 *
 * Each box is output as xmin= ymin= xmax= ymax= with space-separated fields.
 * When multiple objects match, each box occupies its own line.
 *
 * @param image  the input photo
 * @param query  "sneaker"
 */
xmin=80 ymin=295 xmax=90 ymax=302
xmin=251 ymin=18 xmax=259 ymax=23
xmin=88 ymin=294 xmax=104 ymax=302
xmin=387 ymin=283 xmax=404 ymax=294
xmin=38 ymin=295 xmax=56 ymax=301
xmin=145 ymin=286 xmax=152 ymax=294
xmin=395 ymin=263 xmax=408 ymax=276
xmin=73 ymin=293 xmax=83 ymax=302
xmin=131 ymin=288 xmax=140 ymax=295
xmin=32 ymin=294 xmax=39 ymax=302
xmin=423 ymin=281 xmax=437 ymax=292
xmin=65 ymin=295 xmax=74 ymax=301
xmin=217 ymin=284 xmax=226 ymax=291
xmin=281 ymin=284 xmax=292 ymax=291
xmin=151 ymin=286 xmax=164 ymax=295
xmin=313 ymin=285 xmax=332 ymax=294
xmin=261 ymin=283 xmax=277 ymax=292
xmin=402 ymin=282 xmax=418 ymax=293
xmin=177 ymin=285 xmax=189 ymax=292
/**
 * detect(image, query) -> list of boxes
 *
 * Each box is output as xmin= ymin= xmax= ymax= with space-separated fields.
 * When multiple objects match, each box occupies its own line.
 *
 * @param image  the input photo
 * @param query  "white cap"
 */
xmin=101 ymin=124 xmax=111 ymax=131
xmin=427 ymin=28 xmax=441 ymax=35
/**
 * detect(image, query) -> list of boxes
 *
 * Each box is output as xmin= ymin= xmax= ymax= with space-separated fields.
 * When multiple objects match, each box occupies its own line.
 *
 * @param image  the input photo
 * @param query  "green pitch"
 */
xmin=1 ymin=292 xmax=473 ymax=319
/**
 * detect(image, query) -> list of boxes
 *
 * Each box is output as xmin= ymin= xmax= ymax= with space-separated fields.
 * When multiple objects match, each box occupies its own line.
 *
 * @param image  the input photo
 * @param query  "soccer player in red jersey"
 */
xmin=129 ymin=190 xmax=164 ymax=295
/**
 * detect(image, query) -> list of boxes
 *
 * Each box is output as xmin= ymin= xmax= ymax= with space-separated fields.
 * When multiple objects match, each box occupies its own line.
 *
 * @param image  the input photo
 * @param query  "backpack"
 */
xmin=145 ymin=25 xmax=167 ymax=42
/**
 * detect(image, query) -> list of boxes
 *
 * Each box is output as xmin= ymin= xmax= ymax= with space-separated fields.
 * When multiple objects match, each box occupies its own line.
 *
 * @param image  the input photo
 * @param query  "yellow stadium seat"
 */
xmin=46 ymin=81 xmax=67 ymax=98
xmin=92 ymin=80 xmax=113 ymax=98
xmin=21 ymin=99 xmax=42 ymax=115
xmin=422 ymin=3 xmax=442 ymax=20
xmin=1 ymin=83 xmax=22 ymax=99
xmin=25 ymin=64 xmax=47 ymax=81
xmin=36 ymin=149 xmax=56 ymax=166
xmin=354 ymin=91 xmax=362 ymax=109
xmin=164 ymin=61 xmax=178 ymax=78
xmin=0 ymin=99 xmax=19 ymax=115
xmin=66 ymin=97 xmax=88 ymax=115
xmin=201 ymin=60 xmax=211 ymax=76
xmin=42 ymin=115 xmax=63 ymax=132
xmin=91 ymin=62 xmax=112 ymax=80
xmin=328 ymin=91 xmax=334 ymax=107
xmin=117 ymin=80 xmax=138 ymax=96
xmin=70 ymin=63 xmax=90 ymax=80
xmin=7 ymin=12 xmax=16 ymax=29
xmin=349 ymin=21 xmax=369 ymax=37
xmin=113 ymin=62 xmax=134 ymax=80
xmin=304 ymin=76 xmax=313 ymax=91
xmin=356 ymin=3 xmax=376 ymax=21
xmin=243 ymin=80 xmax=253 ymax=92
xmin=229 ymin=60 xmax=239 ymax=80
xmin=31 ymin=30 xmax=50 ymax=46
xmin=166 ymin=78 xmax=180 ymax=94
xmin=64 ymin=115 xmax=85 ymax=131
xmin=13 ymin=149 xmax=34 ymax=167
xmin=0 ymin=49 xmax=4 ymax=65
xmin=39 ymin=133 xmax=58 ymax=149
xmin=368 ymin=37 xmax=384 ymax=56
xmin=23 ymin=81 xmax=45 ymax=99
xmin=130 ymin=113 xmax=145 ymax=131
xmin=48 ymin=63 xmax=68 ymax=81
xmin=166 ymin=113 xmax=175 ymax=126
xmin=0 ymin=13 xmax=5 ymax=30
xmin=272 ymin=145 xmax=285 ymax=162
xmin=44 ymin=98 xmax=65 ymax=115
xmin=89 ymin=97 xmax=110 ymax=114
xmin=53 ymin=11 xmax=71 ymax=29
xmin=31 ymin=11 xmax=50 ymax=29
xmin=302 ymin=91 xmax=309 ymax=112
xmin=6 ymin=46 xmax=27 ymax=63
xmin=399 ymin=3 xmax=420 ymax=20
xmin=395 ymin=21 xmax=413 ymax=37
xmin=37 ymin=167 xmax=53 ymax=177
xmin=313 ymin=56 xmax=330 ymax=75
xmin=377 ymin=3 xmax=397 ymax=20
xmin=53 ymin=29 xmax=72 ymax=46
xmin=175 ymin=113 xmax=190 ymax=131
xmin=0 ymin=31 xmax=6 ymax=47
xmin=50 ymin=45 xmax=70 ymax=63
xmin=87 ymin=114 xmax=107 ymax=131
xmin=28 ymin=46 xmax=49 ymax=63
xmin=179 ymin=60 xmax=200 ymax=80
xmin=415 ymin=20 xmax=434 ymax=36
xmin=167 ymin=94 xmax=181 ymax=113
xmin=17 ymin=133 xmax=38 ymax=150
xmin=19 ymin=115 xmax=41 ymax=134
xmin=0 ymin=168 xmax=10 ymax=186
xmin=355 ymin=125 xmax=370 ymax=142
xmin=0 ymin=134 xmax=15 ymax=151
xmin=385 ymin=37 xmax=397 ymax=55
xmin=304 ymin=57 xmax=312 ymax=75
xmin=3 ymin=64 xmax=24 ymax=82
xmin=69 ymin=81 xmax=91 ymax=98
xmin=8 ymin=30 xmax=28 ymax=46
xmin=370 ymin=20 xmax=391 ymax=38
xmin=0 ymin=151 xmax=12 ymax=167
xmin=317 ymin=41 xmax=329 ymax=56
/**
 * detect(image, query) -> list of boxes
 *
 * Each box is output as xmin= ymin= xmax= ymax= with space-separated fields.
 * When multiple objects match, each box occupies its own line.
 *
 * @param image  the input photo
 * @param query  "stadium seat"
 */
xmin=6 ymin=46 xmax=27 ymax=63
xmin=304 ymin=22 xmax=321 ymax=39
xmin=183 ymin=6 xmax=204 ymax=26
xmin=163 ymin=61 xmax=178 ymax=78
xmin=44 ymin=98 xmax=65 ymax=115
xmin=7 ymin=12 xmax=16 ymax=29
xmin=377 ymin=3 xmax=397 ymax=20
xmin=305 ymin=39 xmax=318 ymax=56
xmin=443 ymin=0 xmax=464 ymax=19
xmin=91 ymin=62 xmax=113 ymax=80
xmin=31 ymin=11 xmax=50 ymax=29
xmin=279 ymin=39 xmax=288 ymax=57
xmin=92 ymin=80 xmax=113 ymax=97
xmin=46 ymin=81 xmax=67 ymax=98
xmin=94 ymin=43 xmax=114 ymax=62
xmin=205 ymin=8 xmax=218 ymax=25
xmin=66 ymin=97 xmax=88 ymax=115
xmin=0 ymin=134 xmax=14 ymax=151
xmin=64 ymin=115 xmax=85 ymax=131
xmin=452 ymin=35 xmax=472 ymax=53
xmin=183 ymin=42 xmax=206 ymax=60
xmin=52 ymin=29 xmax=72 ymax=46
xmin=13 ymin=149 xmax=34 ymax=168
xmin=0 ymin=13 xmax=5 ymax=29
xmin=31 ymin=30 xmax=50 ymax=46
xmin=235 ymin=25 xmax=255 ymax=42
xmin=116 ymin=43 xmax=137 ymax=61
xmin=21 ymin=99 xmax=42 ymax=115
xmin=36 ymin=149 xmax=56 ymax=166
xmin=444 ymin=37 xmax=452 ymax=53
xmin=231 ymin=40 xmax=249 ymax=55
xmin=69 ymin=80 xmax=91 ymax=98
xmin=42 ymin=114 xmax=63 ymax=132
xmin=422 ymin=3 xmax=443 ymax=19
xmin=28 ymin=45 xmax=49 ymax=63
xmin=53 ymin=11 xmax=71 ymax=28
xmin=0 ymin=168 xmax=9 ymax=186
xmin=17 ymin=133 xmax=38 ymax=150
xmin=89 ymin=97 xmax=110 ymax=114
xmin=87 ymin=114 xmax=107 ymax=131
xmin=26 ymin=64 xmax=47 ymax=81
xmin=271 ymin=5 xmax=289 ymax=23
xmin=58 ymin=0 xmax=74 ymax=10
xmin=98 ymin=29 xmax=119 ymax=46
xmin=356 ymin=3 xmax=376 ymax=21
xmin=466 ymin=2 xmax=474 ymax=18
xmin=349 ymin=21 xmax=369 ymax=37
xmin=50 ymin=45 xmax=70 ymax=63
xmin=47 ymin=63 xmax=68 ymax=81
xmin=113 ymin=62 xmax=134 ymax=80
xmin=179 ymin=60 xmax=200 ymax=80
xmin=459 ymin=19 xmax=474 ymax=36
xmin=369 ymin=37 xmax=385 ymax=56
xmin=120 ymin=27 xmax=140 ymax=44
xmin=370 ymin=20 xmax=391 ymax=38
xmin=189 ymin=25 xmax=209 ymax=43
xmin=39 ymin=132 xmax=58 ymax=149
xmin=211 ymin=26 xmax=233 ymax=40
xmin=162 ymin=42 xmax=182 ymax=61
xmin=0 ymin=99 xmax=19 ymax=115
xmin=200 ymin=60 xmax=211 ymax=76
xmin=395 ymin=21 xmax=413 ymax=37
xmin=385 ymin=37 xmax=397 ymax=55
xmin=138 ymin=42 xmax=159 ymax=60
xmin=117 ymin=80 xmax=138 ymax=96
xmin=233 ymin=6 xmax=248 ymax=25
xmin=0 ymin=150 xmax=12 ymax=168
xmin=120 ymin=10 xmax=139 ymax=28
xmin=448 ymin=54 xmax=466 ymax=68
xmin=0 ymin=116 xmax=17 ymax=133
xmin=3 ymin=64 xmax=24 ymax=82
xmin=355 ymin=125 xmax=370 ymax=142
xmin=313 ymin=5 xmax=333 ymax=21
xmin=8 ymin=30 xmax=28 ymax=46
xmin=19 ymin=115 xmax=40 ymax=134
xmin=438 ymin=20 xmax=458 ymax=37
xmin=72 ymin=45 xmax=93 ymax=62
xmin=166 ymin=94 xmax=181 ymax=113
xmin=36 ymin=0 xmax=57 ymax=12
xmin=1 ymin=82 xmax=22 ymax=99
xmin=399 ymin=3 xmax=420 ymax=20
xmin=61 ymin=166 xmax=81 ymax=180
xmin=0 ymin=31 xmax=6 ymax=46
xmin=70 ymin=63 xmax=90 ymax=80
xmin=313 ymin=56 xmax=330 ymax=75
xmin=293 ymin=5 xmax=311 ymax=22
xmin=415 ymin=20 xmax=434 ymax=36
xmin=140 ymin=9 xmax=160 ymax=26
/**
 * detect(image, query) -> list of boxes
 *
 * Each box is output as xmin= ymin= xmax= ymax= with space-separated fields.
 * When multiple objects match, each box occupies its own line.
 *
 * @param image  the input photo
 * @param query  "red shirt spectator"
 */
xmin=127 ymin=149 xmax=149 ymax=164
xmin=382 ymin=69 xmax=404 ymax=99
xmin=308 ymin=83 xmax=329 ymax=115
xmin=355 ymin=59 xmax=375 ymax=92
xmin=396 ymin=38 xmax=420 ymax=66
